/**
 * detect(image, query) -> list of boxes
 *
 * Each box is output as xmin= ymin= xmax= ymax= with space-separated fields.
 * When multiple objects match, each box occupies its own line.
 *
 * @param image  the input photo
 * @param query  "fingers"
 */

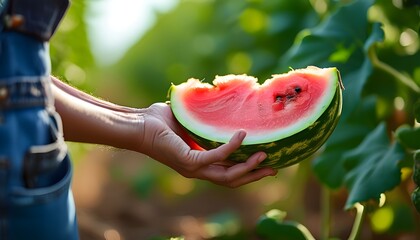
xmin=225 ymin=167 xmax=277 ymax=188
xmin=189 ymin=130 xmax=246 ymax=167
xmin=182 ymin=130 xmax=277 ymax=187
xmin=200 ymin=152 xmax=278 ymax=188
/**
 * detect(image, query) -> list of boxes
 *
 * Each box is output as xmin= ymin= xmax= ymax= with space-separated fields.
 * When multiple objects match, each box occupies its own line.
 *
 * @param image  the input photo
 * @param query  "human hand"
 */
xmin=137 ymin=103 xmax=277 ymax=188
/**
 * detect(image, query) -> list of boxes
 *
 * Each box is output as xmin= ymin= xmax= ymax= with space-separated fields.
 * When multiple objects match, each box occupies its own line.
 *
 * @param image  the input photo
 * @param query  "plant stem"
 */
xmin=286 ymin=161 xmax=310 ymax=219
xmin=348 ymin=203 xmax=365 ymax=240
xmin=368 ymin=45 xmax=420 ymax=94
xmin=321 ymin=186 xmax=331 ymax=240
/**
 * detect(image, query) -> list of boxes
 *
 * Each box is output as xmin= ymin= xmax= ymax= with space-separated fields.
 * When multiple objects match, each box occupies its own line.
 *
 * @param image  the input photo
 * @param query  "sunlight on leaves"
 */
xmin=328 ymin=43 xmax=356 ymax=63
xmin=265 ymin=209 xmax=287 ymax=222
xmin=370 ymin=206 xmax=394 ymax=233
xmin=227 ymin=52 xmax=253 ymax=74
xmin=309 ymin=0 xmax=328 ymax=15
xmin=368 ymin=5 xmax=400 ymax=45
xmin=239 ymin=8 xmax=268 ymax=34
xmin=399 ymin=28 xmax=419 ymax=54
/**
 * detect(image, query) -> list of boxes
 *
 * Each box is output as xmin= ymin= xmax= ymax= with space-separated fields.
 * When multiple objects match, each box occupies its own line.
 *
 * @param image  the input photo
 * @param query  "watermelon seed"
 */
xmin=295 ymin=87 xmax=301 ymax=93
xmin=275 ymin=96 xmax=282 ymax=102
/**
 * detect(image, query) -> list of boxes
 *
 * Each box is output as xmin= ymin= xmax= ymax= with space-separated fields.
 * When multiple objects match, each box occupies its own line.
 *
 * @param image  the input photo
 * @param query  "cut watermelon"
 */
xmin=169 ymin=66 xmax=343 ymax=169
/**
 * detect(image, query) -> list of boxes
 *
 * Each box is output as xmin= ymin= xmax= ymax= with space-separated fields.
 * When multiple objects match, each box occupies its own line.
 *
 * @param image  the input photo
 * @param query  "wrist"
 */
xmin=103 ymin=108 xmax=146 ymax=152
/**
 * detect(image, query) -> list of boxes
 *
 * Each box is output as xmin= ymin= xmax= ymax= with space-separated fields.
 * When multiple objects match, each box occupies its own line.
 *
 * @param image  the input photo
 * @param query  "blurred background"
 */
xmin=50 ymin=0 xmax=420 ymax=239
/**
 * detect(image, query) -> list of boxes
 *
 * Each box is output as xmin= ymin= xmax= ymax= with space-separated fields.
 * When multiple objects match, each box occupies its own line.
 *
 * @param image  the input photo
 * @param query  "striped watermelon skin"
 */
xmin=170 ymin=68 xmax=343 ymax=169
xmin=186 ymin=83 xmax=342 ymax=169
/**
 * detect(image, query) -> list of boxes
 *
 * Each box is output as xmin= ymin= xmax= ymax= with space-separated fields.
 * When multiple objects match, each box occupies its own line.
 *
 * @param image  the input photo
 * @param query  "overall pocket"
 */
xmin=7 ymin=112 xmax=79 ymax=240
xmin=22 ymin=111 xmax=67 ymax=190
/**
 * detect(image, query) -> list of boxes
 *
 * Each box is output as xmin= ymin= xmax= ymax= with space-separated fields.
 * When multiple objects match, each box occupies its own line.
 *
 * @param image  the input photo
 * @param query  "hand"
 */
xmin=138 ymin=103 xmax=277 ymax=188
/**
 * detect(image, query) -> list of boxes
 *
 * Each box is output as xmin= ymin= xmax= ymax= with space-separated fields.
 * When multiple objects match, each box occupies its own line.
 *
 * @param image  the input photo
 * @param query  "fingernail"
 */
xmin=258 ymin=152 xmax=267 ymax=163
xmin=236 ymin=130 xmax=246 ymax=141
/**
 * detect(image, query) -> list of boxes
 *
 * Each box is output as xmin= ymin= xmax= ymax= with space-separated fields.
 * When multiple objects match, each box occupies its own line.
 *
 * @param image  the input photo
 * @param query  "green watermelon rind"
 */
xmin=170 ymin=67 xmax=343 ymax=169
xmin=170 ymin=67 xmax=340 ymax=145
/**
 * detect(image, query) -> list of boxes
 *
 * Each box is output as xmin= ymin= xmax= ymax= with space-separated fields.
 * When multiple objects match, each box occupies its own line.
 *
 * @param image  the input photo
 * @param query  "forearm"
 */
xmin=50 ymin=77 xmax=277 ymax=186
xmin=51 ymin=76 xmax=145 ymax=151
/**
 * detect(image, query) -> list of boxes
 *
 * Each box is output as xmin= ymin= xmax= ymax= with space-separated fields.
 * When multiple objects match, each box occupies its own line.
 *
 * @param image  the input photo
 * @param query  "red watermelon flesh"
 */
xmin=183 ymin=72 xmax=327 ymax=131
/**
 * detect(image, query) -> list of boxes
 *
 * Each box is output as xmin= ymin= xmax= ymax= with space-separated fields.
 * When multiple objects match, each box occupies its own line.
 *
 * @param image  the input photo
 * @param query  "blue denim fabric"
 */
xmin=0 ymin=0 xmax=78 ymax=239
xmin=3 ymin=0 xmax=69 ymax=41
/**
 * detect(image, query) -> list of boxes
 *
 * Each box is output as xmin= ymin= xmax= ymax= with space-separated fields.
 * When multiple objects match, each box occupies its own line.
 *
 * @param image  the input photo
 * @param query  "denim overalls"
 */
xmin=0 ymin=0 xmax=79 ymax=239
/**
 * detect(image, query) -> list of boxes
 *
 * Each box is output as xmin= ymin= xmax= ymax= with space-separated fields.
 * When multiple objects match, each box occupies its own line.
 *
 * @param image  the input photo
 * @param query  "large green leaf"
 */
xmin=342 ymin=123 xmax=405 ymax=209
xmin=313 ymin=96 xmax=378 ymax=188
xmin=296 ymin=0 xmax=391 ymax=193
xmin=277 ymin=0 xmax=383 ymax=120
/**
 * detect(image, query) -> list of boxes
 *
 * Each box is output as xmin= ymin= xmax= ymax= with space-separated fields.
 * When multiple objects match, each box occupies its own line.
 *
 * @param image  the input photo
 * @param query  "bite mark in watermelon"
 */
xmin=169 ymin=66 xmax=343 ymax=169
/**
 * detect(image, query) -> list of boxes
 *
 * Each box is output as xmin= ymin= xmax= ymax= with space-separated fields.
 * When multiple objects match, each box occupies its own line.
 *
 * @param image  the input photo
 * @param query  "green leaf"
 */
xmin=313 ymin=96 xmax=378 ymax=188
xmin=256 ymin=210 xmax=315 ymax=240
xmin=342 ymin=123 xmax=406 ymax=209
xmin=395 ymin=125 xmax=420 ymax=150
xmin=328 ymin=43 xmax=356 ymax=63
xmin=277 ymin=0 xmax=384 ymax=122
xmin=307 ymin=0 xmax=387 ymax=190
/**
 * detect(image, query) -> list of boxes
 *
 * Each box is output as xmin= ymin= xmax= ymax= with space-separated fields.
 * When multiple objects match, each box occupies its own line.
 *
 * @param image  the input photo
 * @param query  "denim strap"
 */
xmin=3 ymin=0 xmax=69 ymax=41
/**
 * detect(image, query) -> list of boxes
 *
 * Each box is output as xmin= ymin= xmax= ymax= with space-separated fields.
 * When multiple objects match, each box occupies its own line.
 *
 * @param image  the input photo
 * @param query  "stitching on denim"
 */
xmin=0 ymin=76 xmax=51 ymax=109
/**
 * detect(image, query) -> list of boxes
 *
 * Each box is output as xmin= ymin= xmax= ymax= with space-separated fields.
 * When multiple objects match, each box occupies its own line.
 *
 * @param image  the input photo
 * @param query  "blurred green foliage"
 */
xmin=51 ymin=0 xmax=94 ymax=89
xmin=115 ymin=0 xmax=319 ymax=105
xmin=50 ymin=0 xmax=420 ymax=239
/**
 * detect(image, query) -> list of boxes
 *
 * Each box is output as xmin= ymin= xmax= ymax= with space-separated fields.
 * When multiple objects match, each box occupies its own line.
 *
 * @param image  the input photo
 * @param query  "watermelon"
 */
xmin=169 ymin=66 xmax=343 ymax=169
